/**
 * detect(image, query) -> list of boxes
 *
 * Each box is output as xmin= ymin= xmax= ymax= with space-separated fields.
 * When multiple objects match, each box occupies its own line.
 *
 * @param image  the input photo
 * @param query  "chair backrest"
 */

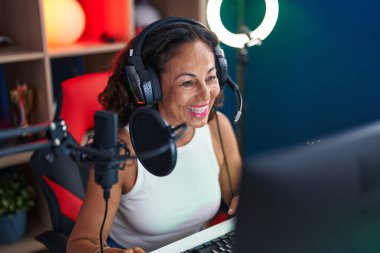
xmin=30 ymin=135 xmax=85 ymax=236
xmin=59 ymin=72 xmax=109 ymax=144
xmin=30 ymin=72 xmax=108 ymax=236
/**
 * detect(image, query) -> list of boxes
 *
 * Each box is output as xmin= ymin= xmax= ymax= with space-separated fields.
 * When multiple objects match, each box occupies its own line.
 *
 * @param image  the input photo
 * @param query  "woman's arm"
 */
xmin=210 ymin=111 xmax=242 ymax=214
xmin=67 ymin=168 xmax=124 ymax=253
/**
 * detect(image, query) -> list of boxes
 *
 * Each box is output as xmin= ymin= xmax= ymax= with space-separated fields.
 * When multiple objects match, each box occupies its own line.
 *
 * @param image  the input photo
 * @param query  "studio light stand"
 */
xmin=207 ymin=0 xmax=279 ymax=155
xmin=235 ymin=26 xmax=263 ymax=155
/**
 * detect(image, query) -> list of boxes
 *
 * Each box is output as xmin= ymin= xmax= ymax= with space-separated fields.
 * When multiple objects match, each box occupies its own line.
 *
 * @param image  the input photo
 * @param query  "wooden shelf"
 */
xmin=0 ymin=47 xmax=44 ymax=64
xmin=48 ymin=41 xmax=127 ymax=58
xmin=0 ymin=152 xmax=32 ymax=169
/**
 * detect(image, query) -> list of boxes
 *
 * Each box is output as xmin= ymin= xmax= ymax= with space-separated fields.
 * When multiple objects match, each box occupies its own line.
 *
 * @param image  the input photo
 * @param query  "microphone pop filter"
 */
xmin=129 ymin=107 xmax=177 ymax=176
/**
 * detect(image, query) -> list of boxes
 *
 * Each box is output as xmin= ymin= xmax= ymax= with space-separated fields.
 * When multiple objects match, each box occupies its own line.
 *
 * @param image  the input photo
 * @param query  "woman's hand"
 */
xmin=228 ymin=195 xmax=239 ymax=216
xmin=122 ymin=247 xmax=146 ymax=253
xmin=113 ymin=247 xmax=146 ymax=253
xmin=103 ymin=247 xmax=145 ymax=253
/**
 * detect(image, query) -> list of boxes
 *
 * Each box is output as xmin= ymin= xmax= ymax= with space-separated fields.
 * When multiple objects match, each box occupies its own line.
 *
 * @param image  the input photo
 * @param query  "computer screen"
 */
xmin=234 ymin=121 xmax=380 ymax=253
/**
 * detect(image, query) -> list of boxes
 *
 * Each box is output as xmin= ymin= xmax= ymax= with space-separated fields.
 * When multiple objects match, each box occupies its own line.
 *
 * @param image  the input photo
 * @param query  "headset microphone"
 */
xmin=225 ymin=76 xmax=243 ymax=124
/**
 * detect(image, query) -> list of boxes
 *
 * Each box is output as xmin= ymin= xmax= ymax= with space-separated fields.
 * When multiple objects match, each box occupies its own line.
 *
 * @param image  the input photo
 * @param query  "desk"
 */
xmin=151 ymin=218 xmax=236 ymax=253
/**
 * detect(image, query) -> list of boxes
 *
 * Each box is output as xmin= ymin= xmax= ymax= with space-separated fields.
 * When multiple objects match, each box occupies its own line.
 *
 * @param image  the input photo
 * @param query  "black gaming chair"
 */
xmin=29 ymin=72 xmax=108 ymax=253
xmin=30 ymin=133 xmax=87 ymax=253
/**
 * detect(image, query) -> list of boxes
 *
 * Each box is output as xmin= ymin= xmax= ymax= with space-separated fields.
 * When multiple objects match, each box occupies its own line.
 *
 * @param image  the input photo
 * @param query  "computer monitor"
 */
xmin=234 ymin=121 xmax=380 ymax=253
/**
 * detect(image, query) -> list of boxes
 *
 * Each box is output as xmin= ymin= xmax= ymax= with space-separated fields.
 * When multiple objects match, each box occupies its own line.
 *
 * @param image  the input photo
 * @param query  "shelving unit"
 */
xmin=0 ymin=164 xmax=51 ymax=253
xmin=0 ymin=0 xmax=206 ymax=252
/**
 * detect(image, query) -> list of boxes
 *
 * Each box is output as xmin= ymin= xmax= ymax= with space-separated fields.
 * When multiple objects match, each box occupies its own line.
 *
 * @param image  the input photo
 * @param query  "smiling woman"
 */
xmin=67 ymin=17 xmax=242 ymax=253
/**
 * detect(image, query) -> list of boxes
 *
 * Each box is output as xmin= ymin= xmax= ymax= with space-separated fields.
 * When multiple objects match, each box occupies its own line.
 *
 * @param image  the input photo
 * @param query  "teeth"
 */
xmin=187 ymin=105 xmax=208 ymax=114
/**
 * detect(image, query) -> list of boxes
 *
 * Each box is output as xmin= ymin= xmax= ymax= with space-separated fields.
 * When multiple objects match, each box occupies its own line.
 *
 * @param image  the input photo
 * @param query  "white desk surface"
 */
xmin=151 ymin=218 xmax=236 ymax=253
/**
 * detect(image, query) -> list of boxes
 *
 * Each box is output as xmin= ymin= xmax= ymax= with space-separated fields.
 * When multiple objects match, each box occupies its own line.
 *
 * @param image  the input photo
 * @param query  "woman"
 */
xmin=67 ymin=18 xmax=242 ymax=253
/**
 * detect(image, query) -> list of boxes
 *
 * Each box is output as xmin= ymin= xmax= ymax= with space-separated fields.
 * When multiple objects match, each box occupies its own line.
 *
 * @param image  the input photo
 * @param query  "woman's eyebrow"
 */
xmin=174 ymin=72 xmax=196 ymax=80
xmin=207 ymin=67 xmax=216 ymax=74
xmin=174 ymin=67 xmax=216 ymax=81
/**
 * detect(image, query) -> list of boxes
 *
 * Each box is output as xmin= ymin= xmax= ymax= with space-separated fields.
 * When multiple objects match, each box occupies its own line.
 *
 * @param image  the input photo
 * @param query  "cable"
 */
xmin=214 ymin=110 xmax=234 ymax=208
xmin=99 ymin=192 xmax=109 ymax=253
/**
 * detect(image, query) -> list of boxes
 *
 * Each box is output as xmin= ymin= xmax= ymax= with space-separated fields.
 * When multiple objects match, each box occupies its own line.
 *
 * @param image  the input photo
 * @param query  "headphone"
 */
xmin=125 ymin=17 xmax=243 ymax=123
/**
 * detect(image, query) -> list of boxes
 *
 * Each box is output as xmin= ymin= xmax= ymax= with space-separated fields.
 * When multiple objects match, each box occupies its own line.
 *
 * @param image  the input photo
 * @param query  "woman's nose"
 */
xmin=196 ymin=81 xmax=210 ymax=100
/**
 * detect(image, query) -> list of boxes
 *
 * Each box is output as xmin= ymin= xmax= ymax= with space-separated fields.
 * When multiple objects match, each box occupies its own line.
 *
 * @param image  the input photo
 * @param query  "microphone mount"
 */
xmin=0 ymin=116 xmax=131 ymax=195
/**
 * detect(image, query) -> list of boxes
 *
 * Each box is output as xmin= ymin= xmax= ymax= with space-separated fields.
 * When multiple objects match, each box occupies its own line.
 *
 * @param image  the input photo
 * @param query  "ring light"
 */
xmin=207 ymin=0 xmax=279 ymax=48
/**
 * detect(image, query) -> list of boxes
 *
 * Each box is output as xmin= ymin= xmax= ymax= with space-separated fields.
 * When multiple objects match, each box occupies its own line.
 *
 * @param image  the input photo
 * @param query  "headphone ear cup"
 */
xmin=214 ymin=46 xmax=228 ymax=86
xmin=125 ymin=64 xmax=146 ymax=105
xmin=146 ymin=65 xmax=162 ymax=104
xmin=125 ymin=63 xmax=161 ymax=105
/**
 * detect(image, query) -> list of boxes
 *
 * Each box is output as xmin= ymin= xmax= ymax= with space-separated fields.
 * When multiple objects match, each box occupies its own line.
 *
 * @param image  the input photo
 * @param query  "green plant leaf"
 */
xmin=0 ymin=173 xmax=36 ymax=215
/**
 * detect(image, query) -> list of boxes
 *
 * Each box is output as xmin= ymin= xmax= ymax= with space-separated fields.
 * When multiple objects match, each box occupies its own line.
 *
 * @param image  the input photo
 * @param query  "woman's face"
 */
xmin=159 ymin=40 xmax=220 ymax=128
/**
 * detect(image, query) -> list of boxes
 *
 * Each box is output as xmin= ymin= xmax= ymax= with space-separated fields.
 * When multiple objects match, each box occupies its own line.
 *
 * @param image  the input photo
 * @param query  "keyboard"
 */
xmin=151 ymin=218 xmax=236 ymax=253
xmin=181 ymin=230 xmax=235 ymax=253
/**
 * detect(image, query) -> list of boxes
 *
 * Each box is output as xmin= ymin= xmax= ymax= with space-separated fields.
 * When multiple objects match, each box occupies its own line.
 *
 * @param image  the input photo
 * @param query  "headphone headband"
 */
xmin=131 ymin=17 xmax=207 ymax=57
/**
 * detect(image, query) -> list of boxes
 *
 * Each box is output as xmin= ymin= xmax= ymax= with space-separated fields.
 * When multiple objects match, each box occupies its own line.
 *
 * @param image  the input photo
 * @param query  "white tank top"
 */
xmin=109 ymin=124 xmax=221 ymax=252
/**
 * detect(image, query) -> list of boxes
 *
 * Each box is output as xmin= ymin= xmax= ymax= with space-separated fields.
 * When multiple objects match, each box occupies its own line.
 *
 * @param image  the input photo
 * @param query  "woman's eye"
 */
xmin=181 ymin=80 xmax=194 ymax=87
xmin=206 ymin=75 xmax=217 ymax=83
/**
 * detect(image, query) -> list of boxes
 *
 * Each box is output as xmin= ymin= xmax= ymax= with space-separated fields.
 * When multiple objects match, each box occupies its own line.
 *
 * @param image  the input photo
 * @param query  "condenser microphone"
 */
xmin=129 ymin=107 xmax=187 ymax=177
xmin=93 ymin=110 xmax=119 ymax=198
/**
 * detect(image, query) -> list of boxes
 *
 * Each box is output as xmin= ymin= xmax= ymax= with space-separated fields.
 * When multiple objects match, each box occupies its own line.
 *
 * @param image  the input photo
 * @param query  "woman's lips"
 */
xmin=187 ymin=105 xmax=209 ymax=118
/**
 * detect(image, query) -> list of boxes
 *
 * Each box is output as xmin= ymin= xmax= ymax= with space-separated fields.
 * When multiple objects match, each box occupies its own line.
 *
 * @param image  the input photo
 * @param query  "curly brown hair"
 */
xmin=98 ymin=22 xmax=224 ymax=127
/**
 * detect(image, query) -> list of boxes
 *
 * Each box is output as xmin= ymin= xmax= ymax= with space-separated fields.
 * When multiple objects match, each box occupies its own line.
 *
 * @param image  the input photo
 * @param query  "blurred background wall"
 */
xmin=219 ymin=0 xmax=380 ymax=158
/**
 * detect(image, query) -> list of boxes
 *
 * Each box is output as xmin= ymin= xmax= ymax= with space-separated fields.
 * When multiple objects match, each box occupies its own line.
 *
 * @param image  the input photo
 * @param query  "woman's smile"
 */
xmin=187 ymin=104 xmax=209 ymax=118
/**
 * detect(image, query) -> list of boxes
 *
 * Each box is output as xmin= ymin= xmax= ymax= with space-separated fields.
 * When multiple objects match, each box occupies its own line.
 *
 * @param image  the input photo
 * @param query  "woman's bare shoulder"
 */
xmin=118 ymin=128 xmax=138 ymax=194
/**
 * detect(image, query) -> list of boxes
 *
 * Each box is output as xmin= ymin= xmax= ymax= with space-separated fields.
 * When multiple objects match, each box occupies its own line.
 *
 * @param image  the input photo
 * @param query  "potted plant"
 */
xmin=0 ymin=172 xmax=36 ymax=244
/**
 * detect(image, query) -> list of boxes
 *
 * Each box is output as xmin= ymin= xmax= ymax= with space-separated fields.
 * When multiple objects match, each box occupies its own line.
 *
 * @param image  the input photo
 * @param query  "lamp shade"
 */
xmin=207 ymin=0 xmax=279 ymax=48
xmin=43 ymin=0 xmax=86 ymax=46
